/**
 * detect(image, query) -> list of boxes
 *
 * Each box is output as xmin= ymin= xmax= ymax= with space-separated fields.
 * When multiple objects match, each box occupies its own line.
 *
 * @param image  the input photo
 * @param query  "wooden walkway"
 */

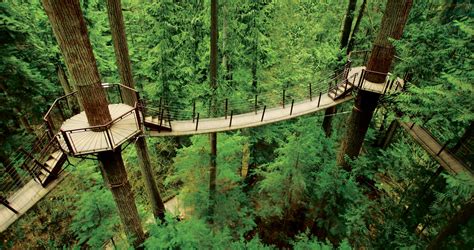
xmin=147 ymin=66 xmax=405 ymax=137
xmin=401 ymin=122 xmax=473 ymax=178
xmin=0 ymin=172 xmax=69 ymax=232
xmin=147 ymin=93 xmax=354 ymax=137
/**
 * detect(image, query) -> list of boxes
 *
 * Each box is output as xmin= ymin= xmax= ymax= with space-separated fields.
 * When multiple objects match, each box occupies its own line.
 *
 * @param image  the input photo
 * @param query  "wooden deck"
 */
xmin=401 ymin=122 xmax=473 ymax=178
xmin=58 ymin=104 xmax=141 ymax=155
xmin=0 ymin=172 xmax=69 ymax=232
xmin=348 ymin=66 xmax=405 ymax=94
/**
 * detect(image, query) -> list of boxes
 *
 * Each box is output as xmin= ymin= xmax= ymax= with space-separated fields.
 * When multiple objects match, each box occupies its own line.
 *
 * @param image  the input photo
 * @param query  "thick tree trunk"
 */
xmin=43 ymin=0 xmax=111 ymax=126
xmin=98 ymin=149 xmax=146 ymax=247
xmin=208 ymin=0 xmax=218 ymax=224
xmin=105 ymin=0 xmax=166 ymax=222
xmin=427 ymin=199 xmax=474 ymax=250
xmin=337 ymin=0 xmax=413 ymax=169
xmin=347 ymin=0 xmax=367 ymax=54
xmin=365 ymin=0 xmax=413 ymax=83
xmin=43 ymin=1 xmax=145 ymax=247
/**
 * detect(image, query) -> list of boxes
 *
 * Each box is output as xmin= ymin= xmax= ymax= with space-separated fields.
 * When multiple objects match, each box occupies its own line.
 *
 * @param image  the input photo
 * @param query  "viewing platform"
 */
xmin=57 ymin=103 xmax=141 ymax=156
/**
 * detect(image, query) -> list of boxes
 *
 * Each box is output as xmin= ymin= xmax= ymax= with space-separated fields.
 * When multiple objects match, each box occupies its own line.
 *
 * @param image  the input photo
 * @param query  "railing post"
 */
xmin=282 ymin=89 xmax=286 ymax=108
xmin=195 ymin=113 xmax=200 ymax=131
xmin=118 ymin=85 xmax=124 ymax=103
xmin=358 ymin=70 xmax=365 ymax=88
xmin=158 ymin=97 xmax=163 ymax=114
xmin=105 ymin=129 xmax=115 ymax=150
xmin=159 ymin=108 xmax=164 ymax=132
xmin=58 ymin=102 xmax=65 ymax=121
xmin=410 ymin=122 xmax=416 ymax=129
xmin=229 ymin=110 xmax=233 ymax=127
xmin=437 ymin=141 xmax=449 ymax=156
xmin=261 ymin=105 xmax=266 ymax=122
xmin=318 ymin=92 xmax=322 ymax=107
xmin=309 ymin=83 xmax=312 ymax=101
xmin=254 ymin=95 xmax=258 ymax=114
xmin=192 ymin=100 xmax=196 ymax=123
xmin=290 ymin=99 xmax=294 ymax=115
xmin=225 ymin=98 xmax=228 ymax=119
xmin=383 ymin=80 xmax=389 ymax=95
xmin=61 ymin=130 xmax=75 ymax=154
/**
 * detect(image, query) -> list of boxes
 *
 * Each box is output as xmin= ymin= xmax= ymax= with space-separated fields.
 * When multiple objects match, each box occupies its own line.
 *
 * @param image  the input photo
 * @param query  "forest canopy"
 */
xmin=0 ymin=0 xmax=473 ymax=249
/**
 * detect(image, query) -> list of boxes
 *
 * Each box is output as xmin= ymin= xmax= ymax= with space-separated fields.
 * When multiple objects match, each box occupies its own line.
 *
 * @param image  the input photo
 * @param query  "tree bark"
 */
xmin=427 ymin=199 xmax=474 ymax=250
xmin=365 ymin=0 xmax=413 ymax=83
xmin=105 ymin=0 xmax=166 ymax=222
xmin=337 ymin=0 xmax=413 ymax=169
xmin=340 ymin=0 xmax=358 ymax=49
xmin=43 ymin=1 xmax=145 ymax=247
xmin=381 ymin=119 xmax=400 ymax=149
xmin=322 ymin=0 xmax=357 ymax=137
xmin=322 ymin=107 xmax=337 ymax=137
xmin=208 ymin=0 xmax=218 ymax=224
xmin=135 ymin=137 xmax=166 ymax=221
xmin=42 ymin=0 xmax=111 ymax=127
xmin=347 ymin=0 xmax=367 ymax=54
xmin=98 ymin=149 xmax=146 ymax=248
xmin=57 ymin=63 xmax=81 ymax=112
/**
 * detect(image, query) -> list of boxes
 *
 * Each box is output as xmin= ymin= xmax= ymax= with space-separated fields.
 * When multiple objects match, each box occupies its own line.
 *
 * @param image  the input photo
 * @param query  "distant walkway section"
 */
xmin=401 ymin=122 xmax=473 ymax=178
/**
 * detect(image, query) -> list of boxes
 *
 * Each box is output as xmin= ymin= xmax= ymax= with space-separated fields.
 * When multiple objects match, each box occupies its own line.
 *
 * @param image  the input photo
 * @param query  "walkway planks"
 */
xmin=0 ymin=172 xmax=69 ymax=232
xmin=401 ymin=122 xmax=473 ymax=178
xmin=147 ymin=93 xmax=354 ymax=137
xmin=58 ymin=103 xmax=141 ymax=155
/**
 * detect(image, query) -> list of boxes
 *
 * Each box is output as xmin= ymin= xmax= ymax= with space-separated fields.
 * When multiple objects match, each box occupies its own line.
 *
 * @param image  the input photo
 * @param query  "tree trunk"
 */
xmin=337 ymin=0 xmax=413 ymax=169
xmin=208 ymin=0 xmax=218 ymax=224
xmin=322 ymin=107 xmax=337 ymax=137
xmin=98 ymin=149 xmax=146 ymax=247
xmin=42 ymin=0 xmax=111 ymax=127
xmin=381 ymin=119 xmax=400 ymax=149
xmin=135 ymin=137 xmax=166 ymax=221
xmin=57 ymin=63 xmax=81 ymax=112
xmin=347 ymin=0 xmax=367 ymax=54
xmin=365 ymin=0 xmax=413 ymax=83
xmin=340 ymin=0 xmax=358 ymax=49
xmin=105 ymin=0 xmax=166 ymax=222
xmin=43 ymin=1 xmax=145 ymax=247
xmin=427 ymin=199 xmax=474 ymax=250
xmin=322 ymin=0 xmax=357 ymax=137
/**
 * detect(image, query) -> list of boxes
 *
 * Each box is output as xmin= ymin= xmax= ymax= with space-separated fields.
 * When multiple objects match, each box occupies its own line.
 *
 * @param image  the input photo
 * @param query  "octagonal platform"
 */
xmin=57 ymin=103 xmax=141 ymax=156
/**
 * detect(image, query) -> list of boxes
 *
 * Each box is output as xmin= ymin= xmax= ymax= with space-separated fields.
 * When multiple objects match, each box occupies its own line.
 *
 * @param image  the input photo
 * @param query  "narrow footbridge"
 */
xmin=401 ymin=122 xmax=473 ymax=178
xmin=0 ymin=59 xmax=410 ymax=232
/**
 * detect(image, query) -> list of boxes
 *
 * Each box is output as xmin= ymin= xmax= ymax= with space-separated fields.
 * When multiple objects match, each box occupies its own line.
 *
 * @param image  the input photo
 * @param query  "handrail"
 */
xmin=60 ymin=104 xmax=138 ymax=133
xmin=43 ymin=91 xmax=78 ymax=122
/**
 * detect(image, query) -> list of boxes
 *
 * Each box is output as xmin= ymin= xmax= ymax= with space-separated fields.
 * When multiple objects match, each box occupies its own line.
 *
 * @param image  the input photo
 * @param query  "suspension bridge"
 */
xmin=1 ymin=53 xmax=470 ymax=232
